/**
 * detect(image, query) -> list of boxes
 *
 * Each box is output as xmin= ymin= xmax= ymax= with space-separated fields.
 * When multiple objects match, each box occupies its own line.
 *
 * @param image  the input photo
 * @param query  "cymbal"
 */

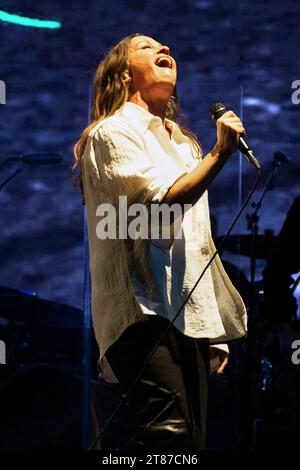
xmin=213 ymin=233 xmax=278 ymax=259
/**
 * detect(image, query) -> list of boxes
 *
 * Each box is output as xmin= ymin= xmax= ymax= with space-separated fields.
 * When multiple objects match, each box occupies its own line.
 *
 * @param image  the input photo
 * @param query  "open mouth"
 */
xmin=155 ymin=56 xmax=173 ymax=69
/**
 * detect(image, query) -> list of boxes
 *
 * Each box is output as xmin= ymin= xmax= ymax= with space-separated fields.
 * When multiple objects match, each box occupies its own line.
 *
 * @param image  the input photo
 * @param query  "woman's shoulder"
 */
xmin=88 ymin=113 xmax=137 ymax=142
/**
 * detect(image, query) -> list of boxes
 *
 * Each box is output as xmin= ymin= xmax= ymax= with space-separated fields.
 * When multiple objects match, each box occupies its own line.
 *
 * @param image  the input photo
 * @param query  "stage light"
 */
xmin=0 ymin=10 xmax=62 ymax=29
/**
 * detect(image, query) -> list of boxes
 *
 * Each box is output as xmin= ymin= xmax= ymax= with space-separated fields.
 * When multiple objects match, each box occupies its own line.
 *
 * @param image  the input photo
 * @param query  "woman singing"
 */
xmin=74 ymin=33 xmax=247 ymax=450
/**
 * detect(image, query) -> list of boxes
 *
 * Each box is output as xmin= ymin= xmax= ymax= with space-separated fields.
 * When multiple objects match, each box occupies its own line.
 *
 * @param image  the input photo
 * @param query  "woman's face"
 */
xmin=127 ymin=35 xmax=177 ymax=101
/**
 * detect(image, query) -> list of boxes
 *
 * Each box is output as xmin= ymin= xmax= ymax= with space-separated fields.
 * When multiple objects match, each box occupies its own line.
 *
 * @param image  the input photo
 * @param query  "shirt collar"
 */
xmin=116 ymin=101 xmax=186 ymax=141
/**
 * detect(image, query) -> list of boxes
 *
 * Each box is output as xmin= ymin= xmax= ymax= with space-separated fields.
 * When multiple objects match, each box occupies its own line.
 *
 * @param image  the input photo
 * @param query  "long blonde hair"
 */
xmin=73 ymin=33 xmax=202 ymax=193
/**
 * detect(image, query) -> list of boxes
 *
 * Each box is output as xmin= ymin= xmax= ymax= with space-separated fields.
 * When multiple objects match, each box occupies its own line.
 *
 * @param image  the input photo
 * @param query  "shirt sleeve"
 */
xmin=92 ymin=122 xmax=187 ymax=205
xmin=209 ymin=343 xmax=229 ymax=372
xmin=210 ymin=343 xmax=229 ymax=354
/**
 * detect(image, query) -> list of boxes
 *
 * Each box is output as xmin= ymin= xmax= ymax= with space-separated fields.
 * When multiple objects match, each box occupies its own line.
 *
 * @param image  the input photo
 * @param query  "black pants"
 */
xmin=106 ymin=316 xmax=210 ymax=450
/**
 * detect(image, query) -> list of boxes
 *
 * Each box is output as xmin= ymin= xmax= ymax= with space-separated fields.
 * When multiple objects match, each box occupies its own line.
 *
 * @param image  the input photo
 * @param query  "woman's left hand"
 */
xmin=210 ymin=346 xmax=229 ymax=375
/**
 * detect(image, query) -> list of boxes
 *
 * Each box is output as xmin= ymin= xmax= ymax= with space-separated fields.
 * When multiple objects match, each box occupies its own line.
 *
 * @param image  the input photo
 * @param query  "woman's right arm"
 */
xmin=164 ymin=111 xmax=245 ymax=206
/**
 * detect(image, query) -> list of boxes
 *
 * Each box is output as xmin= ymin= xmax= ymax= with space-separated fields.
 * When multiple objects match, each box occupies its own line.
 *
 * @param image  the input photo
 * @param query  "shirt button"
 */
xmin=201 ymin=247 xmax=209 ymax=255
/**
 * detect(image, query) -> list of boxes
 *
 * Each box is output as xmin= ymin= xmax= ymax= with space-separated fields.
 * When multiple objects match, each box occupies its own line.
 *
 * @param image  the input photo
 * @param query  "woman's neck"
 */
xmin=129 ymin=92 xmax=169 ymax=123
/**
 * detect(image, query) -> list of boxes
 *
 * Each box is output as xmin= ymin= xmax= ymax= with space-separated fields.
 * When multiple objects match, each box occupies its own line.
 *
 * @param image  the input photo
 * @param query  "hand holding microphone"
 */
xmin=211 ymin=103 xmax=261 ymax=170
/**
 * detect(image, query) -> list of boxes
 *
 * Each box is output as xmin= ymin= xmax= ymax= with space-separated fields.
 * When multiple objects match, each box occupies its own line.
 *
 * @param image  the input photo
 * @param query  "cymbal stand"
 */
xmin=244 ymin=153 xmax=285 ymax=447
xmin=246 ymin=153 xmax=286 ymax=308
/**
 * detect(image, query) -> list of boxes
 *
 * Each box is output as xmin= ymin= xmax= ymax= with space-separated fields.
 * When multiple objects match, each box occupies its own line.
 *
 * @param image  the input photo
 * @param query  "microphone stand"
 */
xmin=0 ymin=153 xmax=64 ymax=191
xmin=0 ymin=159 xmax=24 ymax=191
xmin=81 ymin=85 xmax=94 ymax=449
xmin=246 ymin=153 xmax=288 ymax=315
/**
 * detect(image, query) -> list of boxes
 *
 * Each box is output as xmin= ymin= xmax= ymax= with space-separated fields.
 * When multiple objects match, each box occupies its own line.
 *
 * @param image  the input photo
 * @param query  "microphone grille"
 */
xmin=210 ymin=102 xmax=226 ymax=121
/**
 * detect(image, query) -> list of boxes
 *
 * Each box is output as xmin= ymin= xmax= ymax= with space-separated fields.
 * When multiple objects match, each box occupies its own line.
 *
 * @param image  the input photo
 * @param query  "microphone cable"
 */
xmin=88 ymin=166 xmax=262 ymax=450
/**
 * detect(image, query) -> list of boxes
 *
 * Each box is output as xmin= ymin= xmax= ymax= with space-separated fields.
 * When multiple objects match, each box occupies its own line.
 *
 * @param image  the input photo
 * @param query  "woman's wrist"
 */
xmin=209 ymin=144 xmax=232 ymax=162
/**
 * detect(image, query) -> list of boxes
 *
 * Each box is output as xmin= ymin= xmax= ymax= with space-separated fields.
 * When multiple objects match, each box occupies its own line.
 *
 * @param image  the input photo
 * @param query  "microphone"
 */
xmin=17 ymin=153 xmax=64 ymax=164
xmin=210 ymin=102 xmax=261 ymax=170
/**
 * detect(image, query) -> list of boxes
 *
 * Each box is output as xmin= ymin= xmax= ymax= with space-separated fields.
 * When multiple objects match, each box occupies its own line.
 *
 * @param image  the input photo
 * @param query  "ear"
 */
xmin=122 ymin=69 xmax=132 ymax=84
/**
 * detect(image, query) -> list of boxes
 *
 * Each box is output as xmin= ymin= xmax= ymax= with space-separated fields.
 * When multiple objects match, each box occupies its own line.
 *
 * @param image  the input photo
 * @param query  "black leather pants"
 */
xmin=105 ymin=316 xmax=210 ymax=450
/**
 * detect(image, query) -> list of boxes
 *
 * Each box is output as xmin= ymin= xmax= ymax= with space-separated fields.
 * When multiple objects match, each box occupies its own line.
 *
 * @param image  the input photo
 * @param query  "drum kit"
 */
xmin=0 ymin=284 xmax=95 ymax=449
xmin=217 ymin=219 xmax=300 ymax=446
xmin=0 ymin=284 xmax=137 ymax=450
xmin=212 ymin=151 xmax=300 ymax=448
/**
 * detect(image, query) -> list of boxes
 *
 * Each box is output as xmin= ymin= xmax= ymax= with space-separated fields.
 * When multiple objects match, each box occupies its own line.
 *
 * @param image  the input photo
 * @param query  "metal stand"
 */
xmin=81 ymin=209 xmax=92 ymax=449
xmin=81 ymin=83 xmax=93 ymax=449
xmin=0 ymin=160 xmax=24 ymax=191
xmin=246 ymin=152 xmax=289 ymax=303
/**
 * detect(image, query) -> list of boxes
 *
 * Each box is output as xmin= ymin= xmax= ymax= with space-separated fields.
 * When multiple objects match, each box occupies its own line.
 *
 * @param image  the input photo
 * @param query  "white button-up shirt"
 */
xmin=82 ymin=101 xmax=247 ymax=383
